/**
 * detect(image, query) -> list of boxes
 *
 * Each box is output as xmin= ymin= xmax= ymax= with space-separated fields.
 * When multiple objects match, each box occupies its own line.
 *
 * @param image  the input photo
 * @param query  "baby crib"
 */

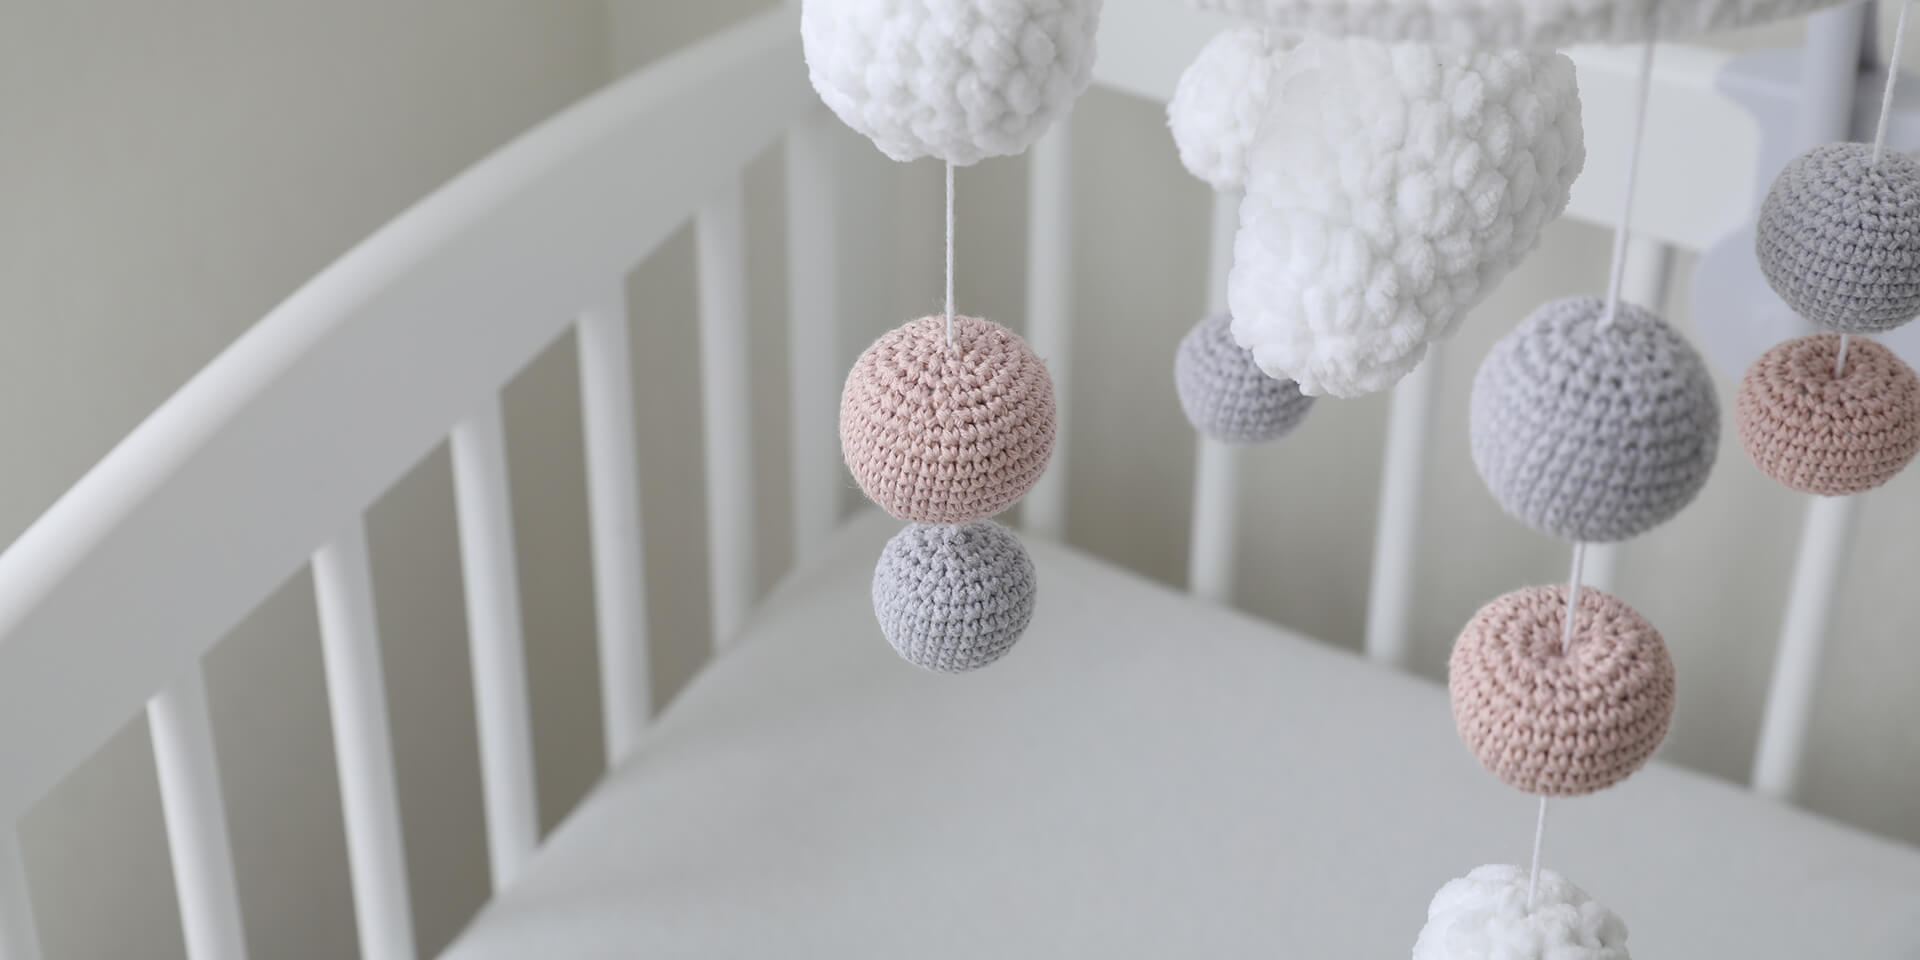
xmin=3 ymin=1 xmax=1919 ymax=956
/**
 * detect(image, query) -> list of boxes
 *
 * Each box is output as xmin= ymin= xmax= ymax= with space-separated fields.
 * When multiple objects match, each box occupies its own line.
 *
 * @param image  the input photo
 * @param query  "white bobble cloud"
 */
xmin=1228 ymin=37 xmax=1584 ymax=397
xmin=1167 ymin=26 xmax=1286 ymax=192
xmin=800 ymin=0 xmax=1104 ymax=166
xmin=1413 ymin=865 xmax=1631 ymax=960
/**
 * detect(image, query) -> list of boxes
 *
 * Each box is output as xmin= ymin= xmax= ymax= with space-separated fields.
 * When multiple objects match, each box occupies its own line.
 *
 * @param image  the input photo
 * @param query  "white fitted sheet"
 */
xmin=443 ymin=511 xmax=1920 ymax=958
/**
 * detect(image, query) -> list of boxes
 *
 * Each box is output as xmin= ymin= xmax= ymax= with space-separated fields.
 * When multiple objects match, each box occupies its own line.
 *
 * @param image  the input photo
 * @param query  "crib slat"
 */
xmin=0 ymin=827 xmax=41 ymax=960
xmin=1022 ymin=125 xmax=1074 ymax=540
xmin=1189 ymin=439 xmax=1242 ymax=603
xmin=577 ymin=290 xmax=652 ymax=764
xmin=148 ymin=668 xmax=247 ymax=960
xmin=449 ymin=399 xmax=540 ymax=888
xmin=1362 ymin=351 xmax=1439 ymax=668
xmin=1188 ymin=188 xmax=1244 ymax=602
xmin=786 ymin=108 xmax=843 ymax=562
xmin=696 ymin=182 xmax=756 ymax=646
xmin=312 ymin=524 xmax=416 ymax=960
xmin=1753 ymin=494 xmax=1857 ymax=800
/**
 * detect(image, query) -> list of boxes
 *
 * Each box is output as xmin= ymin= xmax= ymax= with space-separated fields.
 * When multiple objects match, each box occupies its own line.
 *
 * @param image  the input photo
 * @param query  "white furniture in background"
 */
xmin=0 ymin=2 xmax=1913 ymax=958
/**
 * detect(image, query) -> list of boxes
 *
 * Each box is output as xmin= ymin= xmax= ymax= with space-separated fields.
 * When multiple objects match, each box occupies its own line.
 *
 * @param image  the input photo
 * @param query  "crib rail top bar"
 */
xmin=0 ymin=7 xmax=809 ymax=821
xmin=1089 ymin=0 xmax=1754 ymax=254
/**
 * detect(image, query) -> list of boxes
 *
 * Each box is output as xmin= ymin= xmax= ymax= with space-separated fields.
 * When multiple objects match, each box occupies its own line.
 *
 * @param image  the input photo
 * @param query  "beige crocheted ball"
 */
xmin=840 ymin=316 xmax=1056 ymax=523
xmin=1449 ymin=585 xmax=1675 ymax=797
xmin=1736 ymin=333 xmax=1920 ymax=496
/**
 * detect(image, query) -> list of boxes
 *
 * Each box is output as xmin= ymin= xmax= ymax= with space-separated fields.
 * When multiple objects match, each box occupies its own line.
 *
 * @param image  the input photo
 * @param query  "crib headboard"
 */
xmin=0 ymin=2 xmax=1880 ymax=958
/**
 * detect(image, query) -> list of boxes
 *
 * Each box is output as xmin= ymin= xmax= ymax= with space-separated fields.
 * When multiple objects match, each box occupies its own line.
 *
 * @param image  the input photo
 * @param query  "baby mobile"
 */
xmin=1742 ymin=1 xmax=1920 ymax=496
xmin=1163 ymin=17 xmax=1651 ymax=954
xmin=801 ymin=0 xmax=1103 ymax=671
xmin=1164 ymin=0 xmax=1850 ymax=955
xmin=1452 ymin=35 xmax=1709 ymax=960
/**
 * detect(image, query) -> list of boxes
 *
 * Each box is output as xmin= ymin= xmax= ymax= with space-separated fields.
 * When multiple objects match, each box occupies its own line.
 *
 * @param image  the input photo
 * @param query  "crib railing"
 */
xmin=0 ymin=10 xmax=816 ymax=957
xmin=0 ymin=2 xmax=1888 ymax=958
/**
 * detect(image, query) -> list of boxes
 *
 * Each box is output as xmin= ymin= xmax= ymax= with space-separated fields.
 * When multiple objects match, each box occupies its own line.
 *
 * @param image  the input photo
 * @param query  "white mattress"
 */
xmin=443 ymin=512 xmax=1920 ymax=958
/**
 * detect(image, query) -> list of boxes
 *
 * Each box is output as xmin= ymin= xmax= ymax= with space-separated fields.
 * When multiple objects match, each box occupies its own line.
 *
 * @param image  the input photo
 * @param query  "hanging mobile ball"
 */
xmin=841 ymin=315 xmax=1055 ymax=523
xmin=1450 ymin=585 xmax=1675 ymax=796
xmin=1470 ymin=296 xmax=1720 ymax=542
xmin=1174 ymin=313 xmax=1314 ymax=443
xmin=800 ymin=0 xmax=1104 ymax=165
xmin=1166 ymin=26 xmax=1287 ymax=192
xmin=1412 ymin=865 xmax=1631 ymax=960
xmin=1736 ymin=333 xmax=1920 ymax=495
xmin=872 ymin=520 xmax=1036 ymax=673
xmin=1756 ymin=142 xmax=1920 ymax=333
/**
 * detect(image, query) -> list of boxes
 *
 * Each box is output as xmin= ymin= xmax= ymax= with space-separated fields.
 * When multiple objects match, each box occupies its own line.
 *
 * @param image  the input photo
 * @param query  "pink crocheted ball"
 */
xmin=840 ymin=316 xmax=1056 ymax=523
xmin=1736 ymin=333 xmax=1920 ymax=496
xmin=1449 ymin=585 xmax=1675 ymax=797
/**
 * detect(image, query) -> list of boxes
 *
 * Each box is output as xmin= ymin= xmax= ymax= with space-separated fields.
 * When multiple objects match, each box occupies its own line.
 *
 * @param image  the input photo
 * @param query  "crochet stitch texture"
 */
xmin=800 ymin=0 xmax=1103 ymax=166
xmin=1169 ymin=0 xmax=1842 ymax=48
xmin=1757 ymin=142 xmax=1920 ymax=334
xmin=1413 ymin=865 xmax=1630 ymax=960
xmin=1449 ymin=584 xmax=1675 ymax=797
xmin=1470 ymin=296 xmax=1720 ymax=542
xmin=841 ymin=315 xmax=1056 ymax=523
xmin=1229 ymin=37 xmax=1584 ymax=397
xmin=1167 ymin=26 xmax=1284 ymax=192
xmin=1174 ymin=313 xmax=1314 ymax=443
xmin=872 ymin=520 xmax=1035 ymax=673
xmin=1736 ymin=333 xmax=1920 ymax=495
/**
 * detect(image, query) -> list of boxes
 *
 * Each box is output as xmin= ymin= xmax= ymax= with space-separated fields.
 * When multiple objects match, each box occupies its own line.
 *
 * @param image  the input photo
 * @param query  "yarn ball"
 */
xmin=799 ymin=0 xmax=1103 ymax=166
xmin=1168 ymin=0 xmax=1843 ymax=48
xmin=841 ymin=315 xmax=1056 ymax=523
xmin=1174 ymin=313 xmax=1315 ymax=442
xmin=1756 ymin=142 xmax=1920 ymax=333
xmin=1470 ymin=296 xmax=1721 ymax=542
xmin=1167 ymin=27 xmax=1286 ymax=192
xmin=1412 ymin=865 xmax=1630 ymax=960
xmin=872 ymin=520 xmax=1036 ymax=673
xmin=1449 ymin=585 xmax=1675 ymax=797
xmin=1735 ymin=333 xmax=1920 ymax=495
xmin=1229 ymin=37 xmax=1584 ymax=398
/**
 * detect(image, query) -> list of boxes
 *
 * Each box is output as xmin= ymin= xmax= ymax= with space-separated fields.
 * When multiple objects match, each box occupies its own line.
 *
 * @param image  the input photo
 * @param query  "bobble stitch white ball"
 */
xmin=800 ymin=0 xmax=1104 ymax=166
xmin=1413 ymin=865 xmax=1631 ymax=960
xmin=1228 ymin=37 xmax=1585 ymax=398
xmin=1167 ymin=26 xmax=1287 ymax=192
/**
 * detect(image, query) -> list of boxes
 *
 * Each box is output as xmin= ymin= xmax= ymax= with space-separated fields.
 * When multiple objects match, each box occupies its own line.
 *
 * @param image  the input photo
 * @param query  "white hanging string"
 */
xmin=1529 ymin=37 xmax=1656 ymax=913
xmin=945 ymin=160 xmax=957 ymax=347
xmin=1527 ymin=540 xmax=1587 ymax=910
xmin=1872 ymin=0 xmax=1911 ymax=168
xmin=1526 ymin=795 xmax=1551 ymax=908
xmin=1599 ymin=39 xmax=1659 ymax=331
xmin=1840 ymin=0 xmax=1914 ymax=376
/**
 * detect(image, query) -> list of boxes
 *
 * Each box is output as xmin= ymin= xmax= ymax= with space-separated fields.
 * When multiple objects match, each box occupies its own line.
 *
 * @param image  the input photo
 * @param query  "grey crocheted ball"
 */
xmin=872 ymin=521 xmax=1036 ymax=673
xmin=1174 ymin=314 xmax=1315 ymax=443
xmin=1757 ymin=142 xmax=1920 ymax=333
xmin=1470 ymin=297 xmax=1720 ymax=543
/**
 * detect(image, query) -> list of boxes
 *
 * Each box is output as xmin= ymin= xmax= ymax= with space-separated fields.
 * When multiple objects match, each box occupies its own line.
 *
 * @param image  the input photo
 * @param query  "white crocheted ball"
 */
xmin=1167 ymin=27 xmax=1286 ymax=192
xmin=1229 ymin=37 xmax=1584 ymax=398
xmin=800 ymin=0 xmax=1103 ymax=166
xmin=1413 ymin=865 xmax=1631 ymax=960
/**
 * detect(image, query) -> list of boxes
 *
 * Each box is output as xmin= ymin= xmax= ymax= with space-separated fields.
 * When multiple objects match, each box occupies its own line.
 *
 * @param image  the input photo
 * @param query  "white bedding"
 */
xmin=443 ymin=512 xmax=1920 ymax=958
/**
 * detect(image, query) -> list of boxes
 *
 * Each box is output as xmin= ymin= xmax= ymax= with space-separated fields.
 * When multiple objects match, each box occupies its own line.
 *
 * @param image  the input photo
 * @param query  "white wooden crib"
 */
xmin=3 ymin=2 xmax=1919 ymax=957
